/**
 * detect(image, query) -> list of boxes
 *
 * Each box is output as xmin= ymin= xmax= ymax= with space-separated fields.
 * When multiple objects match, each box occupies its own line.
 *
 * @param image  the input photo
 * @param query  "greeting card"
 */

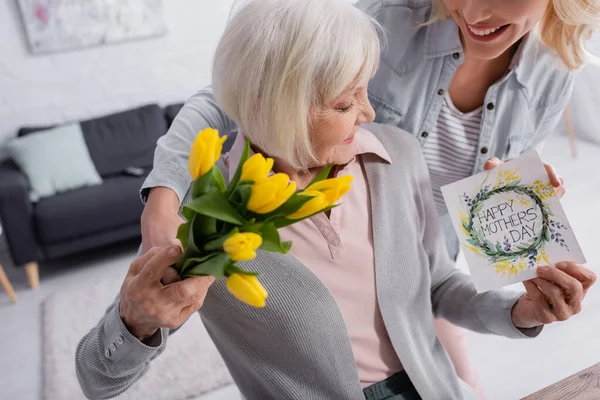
xmin=441 ymin=152 xmax=586 ymax=292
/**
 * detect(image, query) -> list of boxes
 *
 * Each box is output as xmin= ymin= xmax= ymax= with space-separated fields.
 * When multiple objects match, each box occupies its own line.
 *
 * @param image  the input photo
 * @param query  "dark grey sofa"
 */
xmin=0 ymin=104 xmax=168 ymax=266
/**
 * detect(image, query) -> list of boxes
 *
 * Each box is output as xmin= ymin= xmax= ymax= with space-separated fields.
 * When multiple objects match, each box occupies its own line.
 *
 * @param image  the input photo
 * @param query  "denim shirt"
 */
xmin=142 ymin=0 xmax=576 ymax=258
xmin=359 ymin=0 xmax=576 ymax=173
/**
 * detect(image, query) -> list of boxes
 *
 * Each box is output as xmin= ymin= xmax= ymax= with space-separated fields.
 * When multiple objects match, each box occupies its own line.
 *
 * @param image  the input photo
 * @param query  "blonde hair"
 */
xmin=212 ymin=0 xmax=383 ymax=169
xmin=431 ymin=0 xmax=600 ymax=70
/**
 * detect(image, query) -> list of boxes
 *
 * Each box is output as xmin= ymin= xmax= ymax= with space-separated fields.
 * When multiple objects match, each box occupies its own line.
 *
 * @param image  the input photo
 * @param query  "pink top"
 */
xmin=226 ymin=130 xmax=403 ymax=387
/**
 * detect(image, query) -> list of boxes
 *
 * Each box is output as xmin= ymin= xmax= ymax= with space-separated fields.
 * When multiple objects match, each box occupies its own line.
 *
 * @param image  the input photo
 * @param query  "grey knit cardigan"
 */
xmin=75 ymin=123 xmax=540 ymax=400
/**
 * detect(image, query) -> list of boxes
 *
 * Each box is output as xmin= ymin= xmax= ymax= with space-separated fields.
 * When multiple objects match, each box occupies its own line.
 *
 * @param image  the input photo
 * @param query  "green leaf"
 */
xmin=307 ymin=165 xmax=333 ymax=187
xmin=212 ymin=167 xmax=227 ymax=192
xmin=225 ymin=263 xmax=259 ymax=276
xmin=192 ymin=212 xmax=218 ymax=238
xmin=203 ymin=228 xmax=239 ymax=251
xmin=483 ymin=239 xmax=494 ymax=251
xmin=177 ymin=249 xmax=212 ymax=273
xmin=467 ymin=238 xmax=479 ymax=248
xmin=263 ymin=192 xmax=314 ymax=219
xmin=182 ymin=253 xmax=231 ymax=280
xmin=182 ymin=252 xmax=214 ymax=270
xmin=472 ymin=202 xmax=484 ymax=214
xmin=461 ymin=221 xmax=470 ymax=234
xmin=274 ymin=205 xmax=337 ymax=228
xmin=181 ymin=206 xmax=195 ymax=222
xmin=191 ymin=167 xmax=224 ymax=198
xmin=258 ymin=223 xmax=291 ymax=254
xmin=241 ymin=221 xmax=262 ymax=234
xmin=280 ymin=241 xmax=292 ymax=253
xmin=236 ymin=183 xmax=253 ymax=208
xmin=184 ymin=192 xmax=246 ymax=225
xmin=226 ymin=138 xmax=250 ymax=196
xmin=176 ymin=222 xmax=191 ymax=249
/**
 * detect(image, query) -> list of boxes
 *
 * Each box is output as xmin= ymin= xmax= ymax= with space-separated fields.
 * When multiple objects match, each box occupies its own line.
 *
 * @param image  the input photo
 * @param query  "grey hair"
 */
xmin=213 ymin=0 xmax=384 ymax=169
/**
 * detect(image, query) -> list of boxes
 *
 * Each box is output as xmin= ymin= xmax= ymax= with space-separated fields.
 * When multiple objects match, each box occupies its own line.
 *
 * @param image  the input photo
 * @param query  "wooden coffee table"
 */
xmin=522 ymin=362 xmax=600 ymax=400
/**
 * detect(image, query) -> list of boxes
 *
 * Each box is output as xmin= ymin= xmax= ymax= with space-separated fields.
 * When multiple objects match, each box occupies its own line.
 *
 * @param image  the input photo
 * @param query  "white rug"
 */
xmin=42 ymin=277 xmax=233 ymax=400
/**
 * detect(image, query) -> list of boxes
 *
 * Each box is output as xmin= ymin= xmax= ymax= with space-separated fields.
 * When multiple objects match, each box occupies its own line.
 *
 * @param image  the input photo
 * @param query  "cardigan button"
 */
xmin=487 ymin=102 xmax=495 ymax=110
xmin=421 ymin=132 xmax=429 ymax=138
xmin=480 ymin=147 xmax=489 ymax=154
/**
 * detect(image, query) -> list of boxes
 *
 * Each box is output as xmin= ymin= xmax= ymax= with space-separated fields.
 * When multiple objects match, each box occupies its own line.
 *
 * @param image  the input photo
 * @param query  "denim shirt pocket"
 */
xmin=505 ymin=135 xmax=532 ymax=160
xmin=369 ymin=94 xmax=404 ymax=127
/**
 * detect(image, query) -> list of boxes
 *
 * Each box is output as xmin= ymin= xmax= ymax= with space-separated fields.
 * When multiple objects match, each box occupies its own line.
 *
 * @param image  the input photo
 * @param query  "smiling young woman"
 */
xmin=435 ymin=0 xmax=599 ymax=69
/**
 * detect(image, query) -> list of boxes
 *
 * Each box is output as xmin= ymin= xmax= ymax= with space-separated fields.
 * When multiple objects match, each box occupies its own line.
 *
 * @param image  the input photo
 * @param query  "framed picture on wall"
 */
xmin=17 ymin=0 xmax=168 ymax=54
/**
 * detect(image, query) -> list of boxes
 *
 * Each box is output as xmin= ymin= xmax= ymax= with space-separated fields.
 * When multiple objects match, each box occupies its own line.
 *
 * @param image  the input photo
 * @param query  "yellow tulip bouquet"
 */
xmin=174 ymin=128 xmax=353 ymax=308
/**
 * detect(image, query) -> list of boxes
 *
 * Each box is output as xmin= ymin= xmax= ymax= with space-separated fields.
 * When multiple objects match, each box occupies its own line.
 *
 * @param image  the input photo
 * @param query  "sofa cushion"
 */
xmin=81 ymin=104 xmax=167 ymax=177
xmin=19 ymin=104 xmax=167 ymax=178
xmin=34 ymin=174 xmax=145 ymax=244
xmin=7 ymin=123 xmax=103 ymax=202
xmin=164 ymin=103 xmax=184 ymax=127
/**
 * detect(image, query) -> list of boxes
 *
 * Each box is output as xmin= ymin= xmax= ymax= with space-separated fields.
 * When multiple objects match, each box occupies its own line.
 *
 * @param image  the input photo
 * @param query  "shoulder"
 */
xmin=362 ymin=123 xmax=423 ymax=165
xmin=517 ymin=35 xmax=577 ymax=107
xmin=356 ymin=0 xmax=432 ymax=18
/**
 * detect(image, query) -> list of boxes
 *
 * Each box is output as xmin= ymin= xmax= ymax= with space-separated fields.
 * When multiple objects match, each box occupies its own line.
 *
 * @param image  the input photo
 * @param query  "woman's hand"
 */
xmin=484 ymin=157 xmax=565 ymax=198
xmin=119 ymin=246 xmax=215 ymax=341
xmin=511 ymin=262 xmax=596 ymax=329
xmin=141 ymin=187 xmax=185 ymax=254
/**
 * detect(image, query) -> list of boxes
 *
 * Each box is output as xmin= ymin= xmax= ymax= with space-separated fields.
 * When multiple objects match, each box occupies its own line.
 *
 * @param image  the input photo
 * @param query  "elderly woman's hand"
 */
xmin=511 ymin=262 xmax=596 ymax=329
xmin=484 ymin=157 xmax=565 ymax=198
xmin=119 ymin=246 xmax=215 ymax=341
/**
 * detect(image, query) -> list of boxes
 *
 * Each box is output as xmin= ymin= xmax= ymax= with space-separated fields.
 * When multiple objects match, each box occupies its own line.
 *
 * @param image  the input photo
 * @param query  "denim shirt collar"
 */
xmin=424 ymin=18 xmax=462 ymax=59
xmin=424 ymin=17 xmax=536 ymax=89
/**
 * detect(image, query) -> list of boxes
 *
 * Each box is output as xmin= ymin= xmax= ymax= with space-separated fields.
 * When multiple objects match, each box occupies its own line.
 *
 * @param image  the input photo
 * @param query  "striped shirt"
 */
xmin=423 ymin=93 xmax=482 ymax=215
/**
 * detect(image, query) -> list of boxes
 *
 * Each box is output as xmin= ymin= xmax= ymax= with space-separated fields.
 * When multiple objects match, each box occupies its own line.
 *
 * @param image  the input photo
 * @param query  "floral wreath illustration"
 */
xmin=459 ymin=171 xmax=569 ymax=277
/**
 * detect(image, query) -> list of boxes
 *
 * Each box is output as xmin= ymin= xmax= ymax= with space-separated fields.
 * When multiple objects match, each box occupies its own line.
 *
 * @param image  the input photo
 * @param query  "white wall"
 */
xmin=0 ymin=1 xmax=236 ymax=157
xmin=565 ymin=33 xmax=600 ymax=145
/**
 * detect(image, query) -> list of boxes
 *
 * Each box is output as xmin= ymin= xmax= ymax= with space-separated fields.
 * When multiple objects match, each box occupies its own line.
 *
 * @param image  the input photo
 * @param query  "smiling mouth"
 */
xmin=343 ymin=134 xmax=355 ymax=144
xmin=465 ymin=22 xmax=510 ymax=41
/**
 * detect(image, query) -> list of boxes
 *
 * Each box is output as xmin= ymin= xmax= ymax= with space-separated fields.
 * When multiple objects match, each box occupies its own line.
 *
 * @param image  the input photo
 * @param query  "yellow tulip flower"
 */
xmin=188 ymin=128 xmax=227 ymax=179
xmin=223 ymin=232 xmax=263 ymax=261
xmin=240 ymin=154 xmax=274 ymax=183
xmin=305 ymin=175 xmax=353 ymax=204
xmin=288 ymin=190 xmax=328 ymax=220
xmin=247 ymin=173 xmax=296 ymax=214
xmin=226 ymin=273 xmax=268 ymax=308
xmin=287 ymin=175 xmax=353 ymax=219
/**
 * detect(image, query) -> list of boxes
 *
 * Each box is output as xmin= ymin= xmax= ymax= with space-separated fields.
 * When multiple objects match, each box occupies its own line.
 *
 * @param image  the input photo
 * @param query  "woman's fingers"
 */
xmin=523 ymin=280 xmax=546 ymax=303
xmin=163 ymin=275 xmax=215 ymax=307
xmin=537 ymin=265 xmax=584 ymax=309
xmin=522 ymin=280 xmax=556 ymax=324
xmin=483 ymin=157 xmax=502 ymax=171
xmin=161 ymin=267 xmax=182 ymax=286
xmin=543 ymin=163 xmax=562 ymax=188
xmin=556 ymin=262 xmax=597 ymax=294
xmin=129 ymin=247 xmax=161 ymax=275
xmin=140 ymin=246 xmax=183 ymax=283
xmin=531 ymin=278 xmax=573 ymax=321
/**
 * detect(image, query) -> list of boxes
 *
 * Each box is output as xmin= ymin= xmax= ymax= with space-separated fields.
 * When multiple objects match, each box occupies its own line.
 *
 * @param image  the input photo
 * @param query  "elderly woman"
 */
xmin=76 ymin=1 xmax=594 ymax=399
xmin=141 ymin=0 xmax=600 ymax=395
